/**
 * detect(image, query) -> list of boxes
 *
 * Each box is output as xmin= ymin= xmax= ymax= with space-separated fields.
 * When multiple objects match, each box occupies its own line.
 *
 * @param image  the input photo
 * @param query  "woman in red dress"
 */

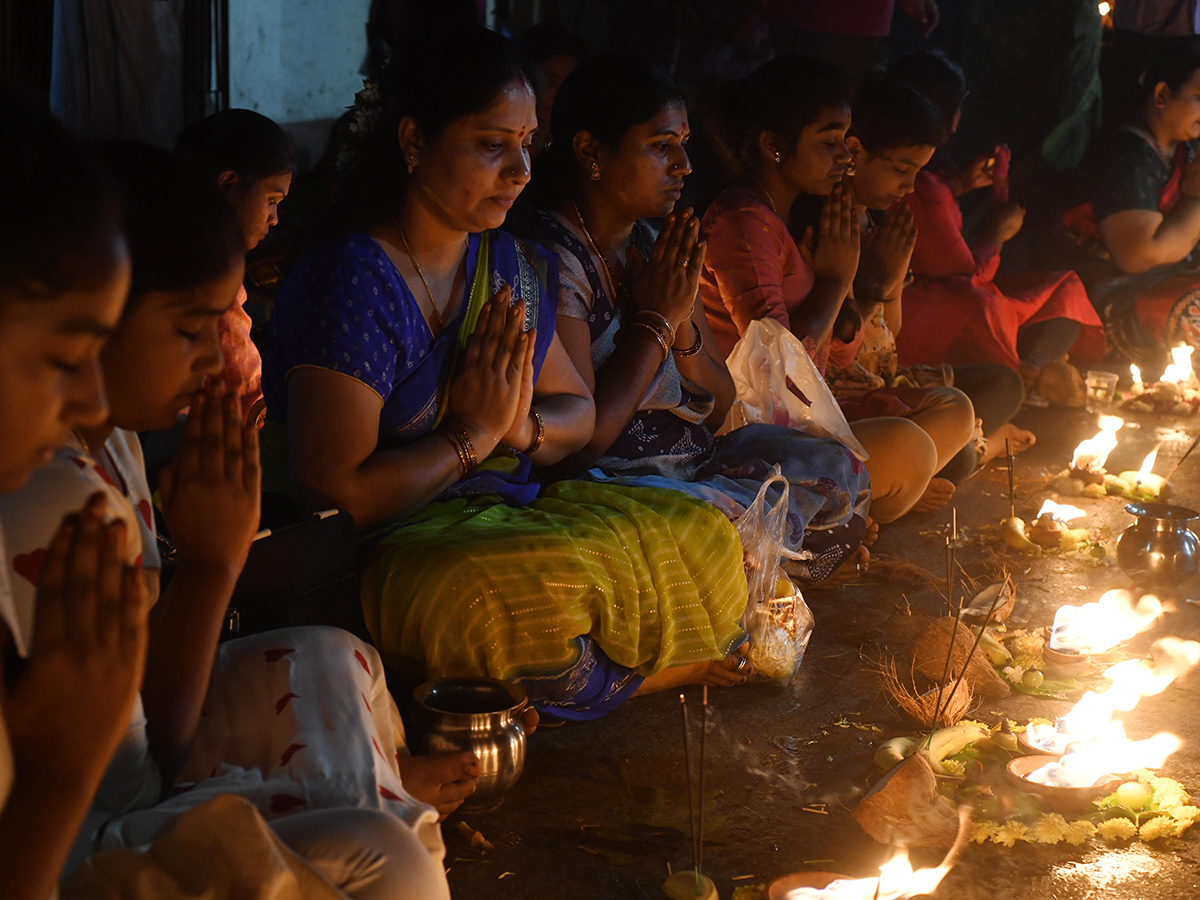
xmin=890 ymin=49 xmax=1104 ymax=383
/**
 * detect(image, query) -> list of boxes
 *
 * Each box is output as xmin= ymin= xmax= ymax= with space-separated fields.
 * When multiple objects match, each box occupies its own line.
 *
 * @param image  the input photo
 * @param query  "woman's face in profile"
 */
xmin=415 ymin=78 xmax=538 ymax=234
xmin=1158 ymin=69 xmax=1200 ymax=143
xmin=778 ymin=104 xmax=852 ymax=197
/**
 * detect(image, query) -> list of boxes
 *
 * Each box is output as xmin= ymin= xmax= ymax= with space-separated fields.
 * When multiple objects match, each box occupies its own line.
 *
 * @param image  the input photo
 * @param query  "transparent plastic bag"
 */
xmin=719 ymin=317 xmax=868 ymax=460
xmin=738 ymin=468 xmax=815 ymax=685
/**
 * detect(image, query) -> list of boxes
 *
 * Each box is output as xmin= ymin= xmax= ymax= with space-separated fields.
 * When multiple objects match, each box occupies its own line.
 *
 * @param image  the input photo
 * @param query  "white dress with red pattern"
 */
xmin=0 ymin=430 xmax=441 ymax=881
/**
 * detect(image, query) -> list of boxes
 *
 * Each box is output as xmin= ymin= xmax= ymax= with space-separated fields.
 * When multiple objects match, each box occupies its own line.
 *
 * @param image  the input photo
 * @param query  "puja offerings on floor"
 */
xmin=1123 ymin=347 xmax=1200 ymax=416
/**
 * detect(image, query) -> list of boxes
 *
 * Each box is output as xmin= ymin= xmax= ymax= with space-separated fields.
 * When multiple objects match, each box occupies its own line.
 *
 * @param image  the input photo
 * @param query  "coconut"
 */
xmin=853 ymin=753 xmax=964 ymax=848
xmin=912 ymin=617 xmax=1010 ymax=698
xmin=1035 ymin=360 xmax=1086 ymax=408
xmin=875 ymin=657 xmax=973 ymax=728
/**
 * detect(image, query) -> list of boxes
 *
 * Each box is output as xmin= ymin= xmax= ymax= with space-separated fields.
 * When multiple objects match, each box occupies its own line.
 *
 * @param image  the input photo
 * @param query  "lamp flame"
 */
xmin=1160 ymin=344 xmax=1195 ymax=385
xmin=783 ymin=850 xmax=951 ymax=900
xmin=1130 ymin=363 xmax=1143 ymax=387
xmin=1135 ymin=442 xmax=1163 ymax=486
xmin=1036 ymin=499 xmax=1086 ymax=524
xmin=1048 ymin=589 xmax=1163 ymax=654
xmin=1098 ymin=1 xmax=1112 ymax=15
xmin=1070 ymin=415 xmax=1124 ymax=471
xmin=1024 ymin=636 xmax=1200 ymax=783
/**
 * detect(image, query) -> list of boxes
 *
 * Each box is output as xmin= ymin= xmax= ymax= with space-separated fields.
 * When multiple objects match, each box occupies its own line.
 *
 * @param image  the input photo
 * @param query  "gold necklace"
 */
xmin=395 ymin=220 xmax=448 ymax=335
xmin=572 ymin=202 xmax=624 ymax=302
xmin=747 ymin=175 xmax=778 ymax=214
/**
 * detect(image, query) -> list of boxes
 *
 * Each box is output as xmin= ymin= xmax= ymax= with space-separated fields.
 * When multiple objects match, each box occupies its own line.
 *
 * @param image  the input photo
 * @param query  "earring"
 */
xmin=589 ymin=162 xmax=601 ymax=181
xmin=773 ymin=152 xmax=781 ymax=164
xmin=405 ymin=155 xmax=417 ymax=174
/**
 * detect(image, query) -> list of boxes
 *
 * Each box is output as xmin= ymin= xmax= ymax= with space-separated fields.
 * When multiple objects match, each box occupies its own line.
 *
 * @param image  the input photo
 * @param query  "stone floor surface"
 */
xmin=441 ymin=403 xmax=1200 ymax=899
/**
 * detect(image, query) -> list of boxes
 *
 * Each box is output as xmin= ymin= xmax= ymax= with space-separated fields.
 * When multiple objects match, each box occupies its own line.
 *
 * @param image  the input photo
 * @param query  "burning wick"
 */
xmin=1160 ymin=344 xmax=1196 ymax=386
xmin=1130 ymin=363 xmax=1144 ymax=396
xmin=1070 ymin=415 xmax=1124 ymax=475
xmin=1024 ymin=636 xmax=1199 ymax=784
xmin=1028 ymin=499 xmax=1086 ymax=548
xmin=1118 ymin=442 xmax=1166 ymax=498
xmin=1048 ymin=589 xmax=1163 ymax=655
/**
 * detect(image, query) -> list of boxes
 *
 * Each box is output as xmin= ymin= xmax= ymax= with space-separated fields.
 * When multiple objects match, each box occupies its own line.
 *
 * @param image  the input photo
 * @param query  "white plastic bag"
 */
xmin=739 ymin=469 xmax=815 ymax=685
xmin=719 ymin=317 xmax=868 ymax=460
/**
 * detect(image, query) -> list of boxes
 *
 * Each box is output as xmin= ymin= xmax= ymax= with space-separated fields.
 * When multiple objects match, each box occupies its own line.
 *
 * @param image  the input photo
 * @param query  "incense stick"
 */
xmin=936 ymin=584 xmax=1008 ymax=734
xmin=697 ymin=686 xmax=708 ymax=893
xmin=925 ymin=537 xmax=959 ymax=745
xmin=680 ymin=693 xmax=698 ymax=894
xmin=1164 ymin=430 xmax=1200 ymax=485
xmin=1007 ymin=438 xmax=1015 ymax=521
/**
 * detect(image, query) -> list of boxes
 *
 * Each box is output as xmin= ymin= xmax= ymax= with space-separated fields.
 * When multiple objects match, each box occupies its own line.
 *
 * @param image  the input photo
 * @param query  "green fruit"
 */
xmin=1116 ymin=782 xmax=1152 ymax=810
xmin=1022 ymin=670 xmax=1044 ymax=689
xmin=994 ymin=732 xmax=1019 ymax=752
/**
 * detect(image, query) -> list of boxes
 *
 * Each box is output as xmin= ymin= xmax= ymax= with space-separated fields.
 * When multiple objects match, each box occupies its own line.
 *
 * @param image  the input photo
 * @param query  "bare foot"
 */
xmin=632 ymin=645 xmax=754 ymax=697
xmin=862 ymin=515 xmax=879 ymax=548
xmin=398 ymin=751 xmax=479 ymax=819
xmin=811 ymin=545 xmax=870 ymax=589
xmin=910 ymin=477 xmax=956 ymax=514
xmin=978 ymin=422 xmax=1037 ymax=467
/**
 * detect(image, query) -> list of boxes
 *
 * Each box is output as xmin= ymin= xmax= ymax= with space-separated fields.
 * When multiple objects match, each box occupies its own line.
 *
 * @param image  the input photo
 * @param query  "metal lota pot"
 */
xmin=1116 ymin=502 xmax=1200 ymax=589
xmin=412 ymin=677 xmax=527 ymax=806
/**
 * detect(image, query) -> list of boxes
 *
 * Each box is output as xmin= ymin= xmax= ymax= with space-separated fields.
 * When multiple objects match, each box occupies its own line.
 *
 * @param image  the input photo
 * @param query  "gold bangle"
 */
xmin=437 ymin=420 xmax=478 ymax=475
xmin=629 ymin=320 xmax=670 ymax=361
xmin=633 ymin=309 xmax=675 ymax=345
xmin=672 ymin=322 xmax=704 ymax=357
xmin=526 ymin=408 xmax=545 ymax=454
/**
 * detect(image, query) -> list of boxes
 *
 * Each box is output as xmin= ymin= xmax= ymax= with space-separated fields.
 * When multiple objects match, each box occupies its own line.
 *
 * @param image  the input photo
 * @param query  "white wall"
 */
xmin=229 ymin=0 xmax=370 ymax=124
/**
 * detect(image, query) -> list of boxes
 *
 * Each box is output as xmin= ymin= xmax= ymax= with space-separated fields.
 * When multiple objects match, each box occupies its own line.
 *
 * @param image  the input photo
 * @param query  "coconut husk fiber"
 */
xmin=1034 ymin=360 xmax=1086 ymax=408
xmin=913 ymin=617 xmax=1010 ymax=698
xmin=853 ymin=753 xmax=964 ymax=848
xmin=876 ymin=658 xmax=973 ymax=728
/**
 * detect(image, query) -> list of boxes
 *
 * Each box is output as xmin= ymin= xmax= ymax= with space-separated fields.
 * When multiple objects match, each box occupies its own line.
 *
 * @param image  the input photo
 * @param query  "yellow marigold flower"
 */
xmin=995 ymin=821 xmax=1032 ymax=847
xmin=1064 ymin=820 xmax=1096 ymax=845
xmin=972 ymin=821 xmax=1001 ymax=844
xmin=1168 ymin=805 xmax=1200 ymax=826
xmin=1148 ymin=775 xmax=1189 ymax=811
xmin=1008 ymin=630 xmax=1045 ymax=668
xmin=1097 ymin=818 xmax=1137 ymax=841
xmin=1139 ymin=815 xmax=1185 ymax=841
xmin=1032 ymin=813 xmax=1071 ymax=844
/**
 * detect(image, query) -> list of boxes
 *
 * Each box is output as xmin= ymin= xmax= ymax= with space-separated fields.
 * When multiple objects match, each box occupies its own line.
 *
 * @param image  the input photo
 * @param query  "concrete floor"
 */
xmin=441 ymin=403 xmax=1200 ymax=900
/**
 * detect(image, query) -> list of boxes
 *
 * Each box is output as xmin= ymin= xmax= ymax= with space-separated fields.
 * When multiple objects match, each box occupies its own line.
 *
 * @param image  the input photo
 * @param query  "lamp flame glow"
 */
xmin=1048 ymin=589 xmax=1163 ymax=654
xmin=1131 ymin=363 xmax=1143 ymax=387
xmin=1070 ymin=415 xmax=1124 ymax=472
xmin=1135 ymin=443 xmax=1163 ymax=486
xmin=1024 ymin=636 xmax=1200 ymax=784
xmin=783 ymin=850 xmax=951 ymax=900
xmin=1098 ymin=1 xmax=1112 ymax=15
xmin=1160 ymin=344 xmax=1195 ymax=385
xmin=1036 ymin=499 xmax=1086 ymax=524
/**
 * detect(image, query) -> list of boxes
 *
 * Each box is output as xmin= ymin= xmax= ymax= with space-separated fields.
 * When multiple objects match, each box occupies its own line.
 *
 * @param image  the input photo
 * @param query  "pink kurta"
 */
xmin=699 ymin=185 xmax=824 ymax=365
xmin=899 ymin=170 xmax=1104 ymax=369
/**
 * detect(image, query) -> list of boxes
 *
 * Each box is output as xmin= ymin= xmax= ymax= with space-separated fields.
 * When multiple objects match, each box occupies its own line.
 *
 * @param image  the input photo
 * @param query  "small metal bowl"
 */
xmin=1006 ymin=755 xmax=1120 ymax=814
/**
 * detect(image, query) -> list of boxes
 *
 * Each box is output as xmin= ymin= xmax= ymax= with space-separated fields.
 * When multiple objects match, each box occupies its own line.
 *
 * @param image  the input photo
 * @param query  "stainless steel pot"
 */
xmin=412 ymin=678 xmax=527 ymax=806
xmin=1116 ymin=502 xmax=1200 ymax=588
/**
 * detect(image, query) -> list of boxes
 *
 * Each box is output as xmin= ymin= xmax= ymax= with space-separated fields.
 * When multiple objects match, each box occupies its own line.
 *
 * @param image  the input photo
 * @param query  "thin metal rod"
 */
xmin=697 ymin=686 xmax=708 ymax=891
xmin=1007 ymin=438 xmax=1016 ymax=521
xmin=680 ymin=693 xmax=698 ymax=891
xmin=937 ymin=585 xmax=1008 ymax=737
xmin=1164 ymin=430 xmax=1200 ymax=485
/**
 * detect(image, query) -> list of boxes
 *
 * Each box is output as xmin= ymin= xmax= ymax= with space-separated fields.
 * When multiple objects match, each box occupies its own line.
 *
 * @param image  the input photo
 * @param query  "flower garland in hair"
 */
xmin=334 ymin=76 xmax=384 ymax=175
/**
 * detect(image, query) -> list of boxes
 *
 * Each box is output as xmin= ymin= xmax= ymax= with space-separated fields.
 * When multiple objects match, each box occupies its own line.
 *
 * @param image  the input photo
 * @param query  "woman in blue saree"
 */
xmin=263 ymin=27 xmax=753 ymax=724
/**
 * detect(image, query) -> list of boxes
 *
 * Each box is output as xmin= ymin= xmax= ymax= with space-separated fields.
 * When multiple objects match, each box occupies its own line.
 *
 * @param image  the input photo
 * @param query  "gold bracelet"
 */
xmin=437 ymin=420 xmax=478 ymax=475
xmin=629 ymin=320 xmax=670 ymax=361
xmin=526 ymin=408 xmax=545 ymax=454
xmin=632 ymin=309 xmax=675 ymax=345
xmin=672 ymin=322 xmax=704 ymax=357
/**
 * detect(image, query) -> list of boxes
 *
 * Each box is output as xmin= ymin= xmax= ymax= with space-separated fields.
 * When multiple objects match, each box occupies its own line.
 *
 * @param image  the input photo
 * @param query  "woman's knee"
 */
xmin=272 ymin=808 xmax=449 ymax=900
xmin=851 ymin=418 xmax=938 ymax=523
